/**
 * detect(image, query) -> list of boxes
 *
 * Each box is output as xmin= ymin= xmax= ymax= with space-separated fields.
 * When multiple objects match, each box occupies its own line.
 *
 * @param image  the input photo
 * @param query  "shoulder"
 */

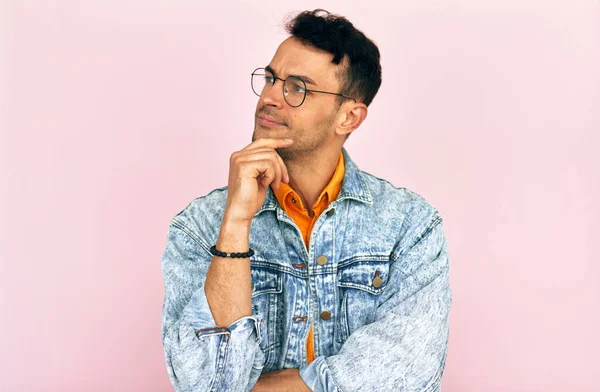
xmin=360 ymin=170 xmax=441 ymax=220
xmin=358 ymin=170 xmax=444 ymax=250
xmin=168 ymin=185 xmax=229 ymax=246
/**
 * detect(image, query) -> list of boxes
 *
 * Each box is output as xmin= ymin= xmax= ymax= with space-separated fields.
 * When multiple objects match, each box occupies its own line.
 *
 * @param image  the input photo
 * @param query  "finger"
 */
xmin=253 ymin=160 xmax=278 ymax=189
xmin=274 ymin=152 xmax=289 ymax=184
xmin=235 ymin=147 xmax=283 ymax=158
xmin=235 ymin=149 xmax=283 ymax=186
xmin=266 ymin=154 xmax=282 ymax=190
xmin=243 ymin=137 xmax=293 ymax=151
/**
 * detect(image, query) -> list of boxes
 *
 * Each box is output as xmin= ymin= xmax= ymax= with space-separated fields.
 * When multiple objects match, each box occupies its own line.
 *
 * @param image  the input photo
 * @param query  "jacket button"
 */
xmin=326 ymin=208 xmax=335 ymax=217
xmin=372 ymin=276 xmax=383 ymax=288
xmin=320 ymin=310 xmax=331 ymax=320
xmin=317 ymin=255 xmax=328 ymax=265
xmin=372 ymin=270 xmax=383 ymax=288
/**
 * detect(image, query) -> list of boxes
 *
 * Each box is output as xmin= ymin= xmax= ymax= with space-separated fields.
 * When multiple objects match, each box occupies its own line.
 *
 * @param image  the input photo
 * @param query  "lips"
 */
xmin=257 ymin=113 xmax=286 ymax=127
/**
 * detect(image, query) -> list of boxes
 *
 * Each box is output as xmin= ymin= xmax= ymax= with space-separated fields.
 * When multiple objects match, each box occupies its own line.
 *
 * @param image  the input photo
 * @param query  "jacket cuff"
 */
xmin=299 ymin=356 xmax=342 ymax=392
xmin=183 ymin=284 xmax=263 ymax=343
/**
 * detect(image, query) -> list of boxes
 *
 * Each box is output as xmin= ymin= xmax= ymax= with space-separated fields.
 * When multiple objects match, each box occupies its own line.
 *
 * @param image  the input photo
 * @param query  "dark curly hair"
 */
xmin=284 ymin=9 xmax=382 ymax=107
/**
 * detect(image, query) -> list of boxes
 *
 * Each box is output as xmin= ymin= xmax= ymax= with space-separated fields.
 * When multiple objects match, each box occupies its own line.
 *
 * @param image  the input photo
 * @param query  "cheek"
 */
xmin=288 ymin=112 xmax=301 ymax=130
xmin=309 ymin=107 xmax=336 ymax=130
xmin=291 ymin=107 xmax=321 ymax=128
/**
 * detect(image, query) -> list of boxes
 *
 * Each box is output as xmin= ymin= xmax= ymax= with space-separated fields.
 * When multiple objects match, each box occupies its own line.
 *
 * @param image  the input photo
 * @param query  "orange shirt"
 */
xmin=272 ymin=151 xmax=345 ymax=365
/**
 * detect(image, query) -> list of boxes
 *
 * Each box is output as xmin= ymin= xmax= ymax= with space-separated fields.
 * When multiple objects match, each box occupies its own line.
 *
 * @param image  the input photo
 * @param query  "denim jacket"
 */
xmin=161 ymin=146 xmax=452 ymax=392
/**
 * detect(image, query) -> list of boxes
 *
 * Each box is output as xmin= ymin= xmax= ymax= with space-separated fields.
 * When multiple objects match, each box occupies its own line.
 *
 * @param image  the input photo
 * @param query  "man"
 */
xmin=161 ymin=9 xmax=451 ymax=392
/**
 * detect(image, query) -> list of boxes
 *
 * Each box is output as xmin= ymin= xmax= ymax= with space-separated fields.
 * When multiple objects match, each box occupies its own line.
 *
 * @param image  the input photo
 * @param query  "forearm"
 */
xmin=205 ymin=214 xmax=253 ymax=328
xmin=252 ymin=369 xmax=312 ymax=392
xmin=162 ymin=221 xmax=266 ymax=391
xmin=164 ymin=313 xmax=264 ymax=391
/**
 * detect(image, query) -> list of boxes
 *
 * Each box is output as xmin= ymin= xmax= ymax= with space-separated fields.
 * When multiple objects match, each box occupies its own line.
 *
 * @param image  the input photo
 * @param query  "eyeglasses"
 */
xmin=251 ymin=67 xmax=356 ymax=108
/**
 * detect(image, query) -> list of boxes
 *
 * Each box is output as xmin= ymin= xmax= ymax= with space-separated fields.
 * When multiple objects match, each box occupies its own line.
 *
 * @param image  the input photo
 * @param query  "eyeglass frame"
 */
xmin=251 ymin=67 xmax=357 ymax=107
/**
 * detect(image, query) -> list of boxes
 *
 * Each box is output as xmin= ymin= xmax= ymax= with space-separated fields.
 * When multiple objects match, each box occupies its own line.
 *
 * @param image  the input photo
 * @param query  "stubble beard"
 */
xmin=252 ymin=109 xmax=337 ymax=165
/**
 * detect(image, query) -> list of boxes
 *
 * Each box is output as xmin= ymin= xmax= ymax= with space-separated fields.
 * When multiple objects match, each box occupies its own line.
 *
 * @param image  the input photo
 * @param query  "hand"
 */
xmin=252 ymin=368 xmax=311 ymax=392
xmin=224 ymin=138 xmax=293 ymax=225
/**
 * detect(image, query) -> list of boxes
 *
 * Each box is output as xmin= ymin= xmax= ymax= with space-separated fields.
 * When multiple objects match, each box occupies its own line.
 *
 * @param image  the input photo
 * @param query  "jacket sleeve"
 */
xmin=161 ymin=220 xmax=266 ymax=392
xmin=299 ymin=217 xmax=452 ymax=392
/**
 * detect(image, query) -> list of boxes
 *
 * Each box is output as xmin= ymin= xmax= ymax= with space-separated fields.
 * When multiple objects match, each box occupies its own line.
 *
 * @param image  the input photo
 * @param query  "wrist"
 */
xmin=215 ymin=212 xmax=252 ymax=254
xmin=221 ymin=210 xmax=253 ymax=231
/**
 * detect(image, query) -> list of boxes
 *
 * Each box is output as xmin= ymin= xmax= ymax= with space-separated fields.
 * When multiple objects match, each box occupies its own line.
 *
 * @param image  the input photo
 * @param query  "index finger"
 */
xmin=243 ymin=137 xmax=294 ymax=151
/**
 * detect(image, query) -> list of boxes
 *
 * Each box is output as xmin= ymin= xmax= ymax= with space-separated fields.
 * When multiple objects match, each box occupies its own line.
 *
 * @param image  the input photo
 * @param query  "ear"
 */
xmin=335 ymin=103 xmax=368 ymax=138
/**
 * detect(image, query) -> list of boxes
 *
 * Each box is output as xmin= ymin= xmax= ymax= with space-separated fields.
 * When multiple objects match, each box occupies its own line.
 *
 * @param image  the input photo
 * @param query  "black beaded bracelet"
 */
xmin=209 ymin=245 xmax=254 ymax=258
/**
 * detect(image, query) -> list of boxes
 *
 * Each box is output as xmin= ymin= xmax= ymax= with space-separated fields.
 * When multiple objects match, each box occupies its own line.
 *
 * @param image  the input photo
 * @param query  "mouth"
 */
xmin=257 ymin=114 xmax=286 ymax=128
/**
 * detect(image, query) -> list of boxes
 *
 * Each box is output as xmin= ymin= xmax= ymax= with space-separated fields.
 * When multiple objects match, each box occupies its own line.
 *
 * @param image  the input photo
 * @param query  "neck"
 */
xmin=284 ymin=147 xmax=342 ymax=213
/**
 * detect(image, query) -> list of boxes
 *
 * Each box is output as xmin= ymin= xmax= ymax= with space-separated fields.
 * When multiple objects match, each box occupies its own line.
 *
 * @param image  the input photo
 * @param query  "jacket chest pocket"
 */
xmin=251 ymin=266 xmax=282 ymax=371
xmin=335 ymin=260 xmax=390 ymax=345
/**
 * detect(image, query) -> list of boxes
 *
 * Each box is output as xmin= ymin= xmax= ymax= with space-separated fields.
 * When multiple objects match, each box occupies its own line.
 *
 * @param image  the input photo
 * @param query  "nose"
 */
xmin=260 ymin=79 xmax=285 ymax=109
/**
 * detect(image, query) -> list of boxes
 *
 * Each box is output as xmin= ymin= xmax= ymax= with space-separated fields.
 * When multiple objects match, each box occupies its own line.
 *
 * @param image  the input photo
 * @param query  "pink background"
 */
xmin=1 ymin=1 xmax=599 ymax=391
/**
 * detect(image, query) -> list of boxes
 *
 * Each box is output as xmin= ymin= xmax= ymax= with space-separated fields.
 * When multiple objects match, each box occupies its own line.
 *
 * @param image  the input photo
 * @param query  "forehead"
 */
xmin=267 ymin=37 xmax=342 ymax=87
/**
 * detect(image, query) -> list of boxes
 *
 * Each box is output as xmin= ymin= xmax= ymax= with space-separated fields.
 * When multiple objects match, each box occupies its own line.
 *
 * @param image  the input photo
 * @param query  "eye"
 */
xmin=265 ymin=75 xmax=275 ymax=84
xmin=289 ymin=80 xmax=305 ymax=94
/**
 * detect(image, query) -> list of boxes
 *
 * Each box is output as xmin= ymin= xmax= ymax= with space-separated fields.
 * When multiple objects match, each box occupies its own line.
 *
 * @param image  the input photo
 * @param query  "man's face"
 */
xmin=252 ymin=37 xmax=346 ymax=161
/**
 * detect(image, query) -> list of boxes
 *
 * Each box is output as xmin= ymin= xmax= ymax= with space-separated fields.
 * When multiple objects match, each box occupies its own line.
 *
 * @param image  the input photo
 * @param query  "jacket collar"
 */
xmin=255 ymin=146 xmax=373 ymax=217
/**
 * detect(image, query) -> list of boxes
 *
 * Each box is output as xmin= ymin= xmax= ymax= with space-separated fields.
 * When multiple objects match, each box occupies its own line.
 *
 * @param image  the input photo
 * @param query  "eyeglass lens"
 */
xmin=251 ymin=69 xmax=306 ymax=107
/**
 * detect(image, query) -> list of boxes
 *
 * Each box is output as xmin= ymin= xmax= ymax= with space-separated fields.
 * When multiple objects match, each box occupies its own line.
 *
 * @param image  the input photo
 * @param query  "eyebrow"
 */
xmin=265 ymin=65 xmax=318 ymax=86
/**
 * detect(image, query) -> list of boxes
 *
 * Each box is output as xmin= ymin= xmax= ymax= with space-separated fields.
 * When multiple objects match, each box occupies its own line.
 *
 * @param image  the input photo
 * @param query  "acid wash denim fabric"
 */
xmin=161 ymin=146 xmax=452 ymax=392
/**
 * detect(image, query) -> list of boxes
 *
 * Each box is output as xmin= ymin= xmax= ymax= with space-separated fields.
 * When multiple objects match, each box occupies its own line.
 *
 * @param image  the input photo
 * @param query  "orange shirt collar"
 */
xmin=273 ymin=150 xmax=345 ymax=212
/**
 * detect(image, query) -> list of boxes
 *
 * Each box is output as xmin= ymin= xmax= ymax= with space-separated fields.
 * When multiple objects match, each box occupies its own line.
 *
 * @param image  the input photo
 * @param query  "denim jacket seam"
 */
xmin=170 ymin=219 xmax=212 ymax=255
xmin=195 ymin=327 xmax=229 ymax=340
xmin=336 ymin=171 xmax=372 ymax=205
xmin=208 ymin=333 xmax=231 ymax=392
xmin=422 ymin=365 xmax=443 ymax=392
xmin=336 ymin=254 xmax=390 ymax=268
xmin=250 ymin=260 xmax=308 ymax=279
xmin=391 ymin=214 xmax=442 ymax=261
xmin=416 ymin=215 xmax=443 ymax=245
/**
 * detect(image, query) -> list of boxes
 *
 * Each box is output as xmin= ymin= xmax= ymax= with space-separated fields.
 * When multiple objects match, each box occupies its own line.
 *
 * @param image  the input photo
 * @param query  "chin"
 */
xmin=254 ymin=126 xmax=286 ymax=137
